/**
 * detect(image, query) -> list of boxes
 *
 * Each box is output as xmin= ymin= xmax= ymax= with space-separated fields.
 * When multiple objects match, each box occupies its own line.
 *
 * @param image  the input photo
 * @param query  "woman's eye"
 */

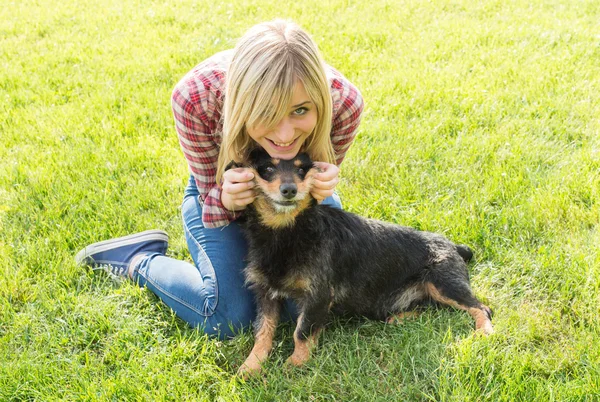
xmin=292 ymin=107 xmax=309 ymax=116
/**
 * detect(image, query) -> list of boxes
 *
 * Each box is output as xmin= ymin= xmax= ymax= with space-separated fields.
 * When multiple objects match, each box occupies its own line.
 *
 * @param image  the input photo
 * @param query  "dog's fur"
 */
xmin=232 ymin=148 xmax=493 ymax=376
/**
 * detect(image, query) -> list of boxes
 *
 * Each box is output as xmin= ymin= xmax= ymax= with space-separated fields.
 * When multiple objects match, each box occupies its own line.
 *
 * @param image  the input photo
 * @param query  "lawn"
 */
xmin=1 ymin=0 xmax=599 ymax=400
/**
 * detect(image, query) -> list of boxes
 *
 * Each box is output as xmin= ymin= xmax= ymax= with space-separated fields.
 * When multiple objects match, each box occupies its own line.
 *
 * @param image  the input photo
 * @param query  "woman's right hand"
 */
xmin=221 ymin=168 xmax=256 ymax=211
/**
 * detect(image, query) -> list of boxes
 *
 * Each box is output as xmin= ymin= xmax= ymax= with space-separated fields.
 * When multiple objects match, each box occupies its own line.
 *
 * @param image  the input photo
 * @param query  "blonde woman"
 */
xmin=76 ymin=20 xmax=364 ymax=339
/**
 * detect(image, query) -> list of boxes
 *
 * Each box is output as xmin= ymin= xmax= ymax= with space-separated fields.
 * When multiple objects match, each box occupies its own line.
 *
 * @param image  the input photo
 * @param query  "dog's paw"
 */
xmin=474 ymin=321 xmax=494 ymax=336
xmin=473 ymin=305 xmax=494 ymax=336
xmin=285 ymin=351 xmax=309 ymax=367
xmin=237 ymin=357 xmax=263 ymax=380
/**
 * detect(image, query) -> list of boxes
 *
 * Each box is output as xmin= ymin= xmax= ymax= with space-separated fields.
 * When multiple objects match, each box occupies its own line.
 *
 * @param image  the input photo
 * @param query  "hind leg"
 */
xmin=424 ymin=281 xmax=493 ymax=335
xmin=385 ymin=284 xmax=426 ymax=324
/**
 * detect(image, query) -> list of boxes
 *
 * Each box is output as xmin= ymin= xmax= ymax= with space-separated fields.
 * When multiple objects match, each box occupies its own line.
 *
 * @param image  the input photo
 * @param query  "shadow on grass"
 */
xmin=87 ymin=269 xmax=487 ymax=400
xmin=228 ymin=308 xmax=484 ymax=400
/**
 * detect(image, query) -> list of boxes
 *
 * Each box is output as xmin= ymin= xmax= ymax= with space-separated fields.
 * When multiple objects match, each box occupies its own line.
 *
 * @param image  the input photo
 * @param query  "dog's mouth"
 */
xmin=252 ymin=186 xmax=309 ymax=215
xmin=272 ymin=200 xmax=300 ymax=213
xmin=274 ymin=200 xmax=297 ymax=206
xmin=268 ymin=197 xmax=303 ymax=214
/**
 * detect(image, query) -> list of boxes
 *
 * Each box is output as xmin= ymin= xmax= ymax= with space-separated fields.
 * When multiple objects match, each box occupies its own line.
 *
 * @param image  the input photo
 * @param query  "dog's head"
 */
xmin=227 ymin=148 xmax=319 ymax=228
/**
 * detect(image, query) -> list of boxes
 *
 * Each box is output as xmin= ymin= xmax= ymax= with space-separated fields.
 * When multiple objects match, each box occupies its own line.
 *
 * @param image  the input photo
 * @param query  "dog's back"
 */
xmin=245 ymin=200 xmax=470 ymax=320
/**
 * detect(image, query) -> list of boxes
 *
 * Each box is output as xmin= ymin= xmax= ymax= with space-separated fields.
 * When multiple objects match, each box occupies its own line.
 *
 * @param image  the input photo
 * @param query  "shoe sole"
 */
xmin=75 ymin=229 xmax=169 ymax=266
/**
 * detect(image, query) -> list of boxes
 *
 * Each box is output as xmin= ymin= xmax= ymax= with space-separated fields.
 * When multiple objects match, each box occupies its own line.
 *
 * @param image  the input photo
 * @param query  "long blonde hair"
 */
xmin=216 ymin=19 xmax=335 ymax=183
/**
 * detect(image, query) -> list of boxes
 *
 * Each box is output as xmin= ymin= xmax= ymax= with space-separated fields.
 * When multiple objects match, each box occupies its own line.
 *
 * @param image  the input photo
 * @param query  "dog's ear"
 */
xmin=225 ymin=147 xmax=268 ymax=171
xmin=225 ymin=148 xmax=267 ymax=171
xmin=248 ymin=147 xmax=269 ymax=165
xmin=290 ymin=153 xmax=320 ymax=173
xmin=225 ymin=160 xmax=243 ymax=171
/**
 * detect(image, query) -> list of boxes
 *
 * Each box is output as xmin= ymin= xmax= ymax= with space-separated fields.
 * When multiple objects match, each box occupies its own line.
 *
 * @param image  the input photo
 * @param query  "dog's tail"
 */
xmin=455 ymin=244 xmax=474 ymax=263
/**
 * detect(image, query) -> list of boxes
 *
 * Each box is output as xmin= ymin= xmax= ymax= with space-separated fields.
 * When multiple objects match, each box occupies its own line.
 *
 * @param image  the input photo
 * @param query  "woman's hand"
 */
xmin=311 ymin=162 xmax=340 ymax=203
xmin=221 ymin=168 xmax=256 ymax=211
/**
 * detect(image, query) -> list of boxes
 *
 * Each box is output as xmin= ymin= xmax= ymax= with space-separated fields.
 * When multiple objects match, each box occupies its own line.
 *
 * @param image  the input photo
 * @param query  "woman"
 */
xmin=76 ymin=20 xmax=364 ymax=339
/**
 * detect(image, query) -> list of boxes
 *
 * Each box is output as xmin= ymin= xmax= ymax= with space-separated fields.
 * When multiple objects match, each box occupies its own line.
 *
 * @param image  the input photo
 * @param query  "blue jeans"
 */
xmin=132 ymin=176 xmax=342 ymax=339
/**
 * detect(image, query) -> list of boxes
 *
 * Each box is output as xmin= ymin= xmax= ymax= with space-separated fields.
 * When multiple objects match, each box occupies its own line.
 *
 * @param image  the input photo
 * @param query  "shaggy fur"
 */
xmin=232 ymin=148 xmax=493 ymax=376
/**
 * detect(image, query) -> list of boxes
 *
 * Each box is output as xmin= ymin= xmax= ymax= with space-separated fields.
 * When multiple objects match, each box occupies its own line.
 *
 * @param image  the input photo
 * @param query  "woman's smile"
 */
xmin=246 ymin=82 xmax=317 ymax=159
xmin=266 ymin=137 xmax=300 ymax=152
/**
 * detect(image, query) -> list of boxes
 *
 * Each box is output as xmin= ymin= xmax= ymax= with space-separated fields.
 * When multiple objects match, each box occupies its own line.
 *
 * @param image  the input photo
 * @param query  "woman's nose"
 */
xmin=273 ymin=118 xmax=295 ymax=142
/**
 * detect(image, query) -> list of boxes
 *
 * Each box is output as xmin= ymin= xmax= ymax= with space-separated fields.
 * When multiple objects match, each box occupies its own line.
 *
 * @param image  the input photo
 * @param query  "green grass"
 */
xmin=1 ymin=0 xmax=599 ymax=400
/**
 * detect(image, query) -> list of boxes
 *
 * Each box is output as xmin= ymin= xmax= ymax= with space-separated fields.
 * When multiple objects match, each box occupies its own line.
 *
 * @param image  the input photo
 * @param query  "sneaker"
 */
xmin=75 ymin=229 xmax=169 ymax=278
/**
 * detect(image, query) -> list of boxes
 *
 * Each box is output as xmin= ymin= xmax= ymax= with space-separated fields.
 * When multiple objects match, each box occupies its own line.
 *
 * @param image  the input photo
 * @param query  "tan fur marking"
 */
xmin=260 ymin=175 xmax=282 ymax=197
xmin=386 ymin=311 xmax=420 ymax=324
xmin=295 ymin=169 xmax=315 ymax=195
xmin=296 ymin=195 xmax=313 ymax=213
xmin=425 ymin=283 xmax=494 ymax=335
xmin=238 ymin=313 xmax=279 ymax=378
xmin=294 ymin=159 xmax=302 ymax=167
xmin=254 ymin=196 xmax=300 ymax=229
xmin=425 ymin=283 xmax=462 ymax=310
xmin=469 ymin=307 xmax=494 ymax=335
xmin=286 ymin=314 xmax=320 ymax=367
xmin=283 ymin=275 xmax=311 ymax=292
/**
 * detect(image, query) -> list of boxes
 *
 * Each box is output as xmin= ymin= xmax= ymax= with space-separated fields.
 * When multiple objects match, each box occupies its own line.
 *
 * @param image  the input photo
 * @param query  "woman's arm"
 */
xmin=171 ymin=66 xmax=240 ymax=228
xmin=329 ymin=70 xmax=365 ymax=166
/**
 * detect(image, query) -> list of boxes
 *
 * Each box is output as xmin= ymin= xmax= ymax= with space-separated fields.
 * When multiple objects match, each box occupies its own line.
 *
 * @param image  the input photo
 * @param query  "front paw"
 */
xmin=237 ymin=356 xmax=263 ymax=379
xmin=285 ymin=349 xmax=310 ymax=367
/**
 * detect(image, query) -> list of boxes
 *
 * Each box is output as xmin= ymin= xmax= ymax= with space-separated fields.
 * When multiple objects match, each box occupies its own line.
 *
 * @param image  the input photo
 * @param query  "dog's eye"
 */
xmin=266 ymin=166 xmax=275 ymax=174
xmin=297 ymin=168 xmax=305 ymax=175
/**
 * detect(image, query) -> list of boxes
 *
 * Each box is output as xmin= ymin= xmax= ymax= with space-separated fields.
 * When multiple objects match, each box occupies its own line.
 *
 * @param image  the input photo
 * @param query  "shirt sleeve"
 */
xmin=171 ymin=75 xmax=237 ymax=228
xmin=329 ymin=70 xmax=365 ymax=166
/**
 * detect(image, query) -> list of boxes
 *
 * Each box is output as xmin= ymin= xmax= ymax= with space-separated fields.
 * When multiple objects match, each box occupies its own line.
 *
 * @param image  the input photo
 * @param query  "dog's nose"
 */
xmin=280 ymin=183 xmax=297 ymax=199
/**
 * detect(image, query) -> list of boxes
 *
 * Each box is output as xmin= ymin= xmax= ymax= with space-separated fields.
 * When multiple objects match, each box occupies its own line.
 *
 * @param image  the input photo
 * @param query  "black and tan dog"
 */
xmin=231 ymin=148 xmax=493 ymax=377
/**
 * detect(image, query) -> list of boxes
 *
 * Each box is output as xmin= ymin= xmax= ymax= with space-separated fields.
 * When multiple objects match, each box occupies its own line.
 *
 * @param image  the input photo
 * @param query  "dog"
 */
xmin=230 ymin=148 xmax=493 ymax=377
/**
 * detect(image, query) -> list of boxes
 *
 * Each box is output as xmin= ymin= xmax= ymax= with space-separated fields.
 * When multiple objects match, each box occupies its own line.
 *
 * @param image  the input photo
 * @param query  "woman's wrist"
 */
xmin=221 ymin=190 xmax=242 ymax=212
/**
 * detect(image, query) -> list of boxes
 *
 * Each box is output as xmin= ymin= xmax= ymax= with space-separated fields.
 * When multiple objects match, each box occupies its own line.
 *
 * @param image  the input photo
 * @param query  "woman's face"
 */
xmin=246 ymin=81 xmax=317 ymax=160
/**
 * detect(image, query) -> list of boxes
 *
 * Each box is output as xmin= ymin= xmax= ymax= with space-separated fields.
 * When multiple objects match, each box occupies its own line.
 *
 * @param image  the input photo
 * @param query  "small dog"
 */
xmin=231 ymin=148 xmax=493 ymax=377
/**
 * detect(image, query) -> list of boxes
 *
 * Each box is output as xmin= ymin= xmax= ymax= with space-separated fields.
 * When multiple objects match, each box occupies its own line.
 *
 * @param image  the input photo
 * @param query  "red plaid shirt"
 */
xmin=171 ymin=50 xmax=364 ymax=228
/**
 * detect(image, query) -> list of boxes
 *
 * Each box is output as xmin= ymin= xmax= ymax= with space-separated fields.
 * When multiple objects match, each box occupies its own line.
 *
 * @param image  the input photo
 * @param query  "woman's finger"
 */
xmin=231 ymin=189 xmax=256 ymax=201
xmin=311 ymin=187 xmax=334 ymax=201
xmin=223 ymin=167 xmax=255 ymax=184
xmin=312 ymin=162 xmax=339 ymax=181
xmin=312 ymin=177 xmax=339 ymax=191
xmin=233 ymin=195 xmax=257 ymax=207
xmin=222 ymin=180 xmax=255 ymax=195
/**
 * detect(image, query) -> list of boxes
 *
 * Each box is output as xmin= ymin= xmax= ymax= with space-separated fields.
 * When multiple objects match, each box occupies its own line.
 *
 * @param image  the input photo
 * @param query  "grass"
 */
xmin=1 ymin=0 xmax=599 ymax=400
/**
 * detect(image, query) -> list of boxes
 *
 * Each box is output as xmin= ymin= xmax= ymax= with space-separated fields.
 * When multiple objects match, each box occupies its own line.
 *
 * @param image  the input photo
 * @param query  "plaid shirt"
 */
xmin=171 ymin=50 xmax=364 ymax=228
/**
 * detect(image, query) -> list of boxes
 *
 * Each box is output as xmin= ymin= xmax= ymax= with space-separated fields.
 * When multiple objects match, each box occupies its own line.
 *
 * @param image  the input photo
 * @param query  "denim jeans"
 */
xmin=132 ymin=175 xmax=342 ymax=339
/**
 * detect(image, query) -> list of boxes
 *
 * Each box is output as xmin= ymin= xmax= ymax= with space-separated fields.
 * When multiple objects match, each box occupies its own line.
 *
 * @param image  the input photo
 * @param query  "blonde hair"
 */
xmin=216 ymin=19 xmax=335 ymax=183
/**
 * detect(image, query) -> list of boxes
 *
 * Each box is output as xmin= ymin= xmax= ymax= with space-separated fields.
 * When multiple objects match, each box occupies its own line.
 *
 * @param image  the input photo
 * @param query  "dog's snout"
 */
xmin=280 ymin=183 xmax=297 ymax=199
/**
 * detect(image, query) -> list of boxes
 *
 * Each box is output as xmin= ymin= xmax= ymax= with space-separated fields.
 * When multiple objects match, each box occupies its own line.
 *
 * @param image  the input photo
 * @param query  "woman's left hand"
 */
xmin=311 ymin=162 xmax=340 ymax=203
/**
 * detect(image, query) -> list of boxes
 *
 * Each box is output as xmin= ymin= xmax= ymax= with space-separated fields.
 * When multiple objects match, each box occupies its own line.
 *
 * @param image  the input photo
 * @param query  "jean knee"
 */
xmin=202 ymin=295 xmax=256 ymax=339
xmin=322 ymin=192 xmax=343 ymax=209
